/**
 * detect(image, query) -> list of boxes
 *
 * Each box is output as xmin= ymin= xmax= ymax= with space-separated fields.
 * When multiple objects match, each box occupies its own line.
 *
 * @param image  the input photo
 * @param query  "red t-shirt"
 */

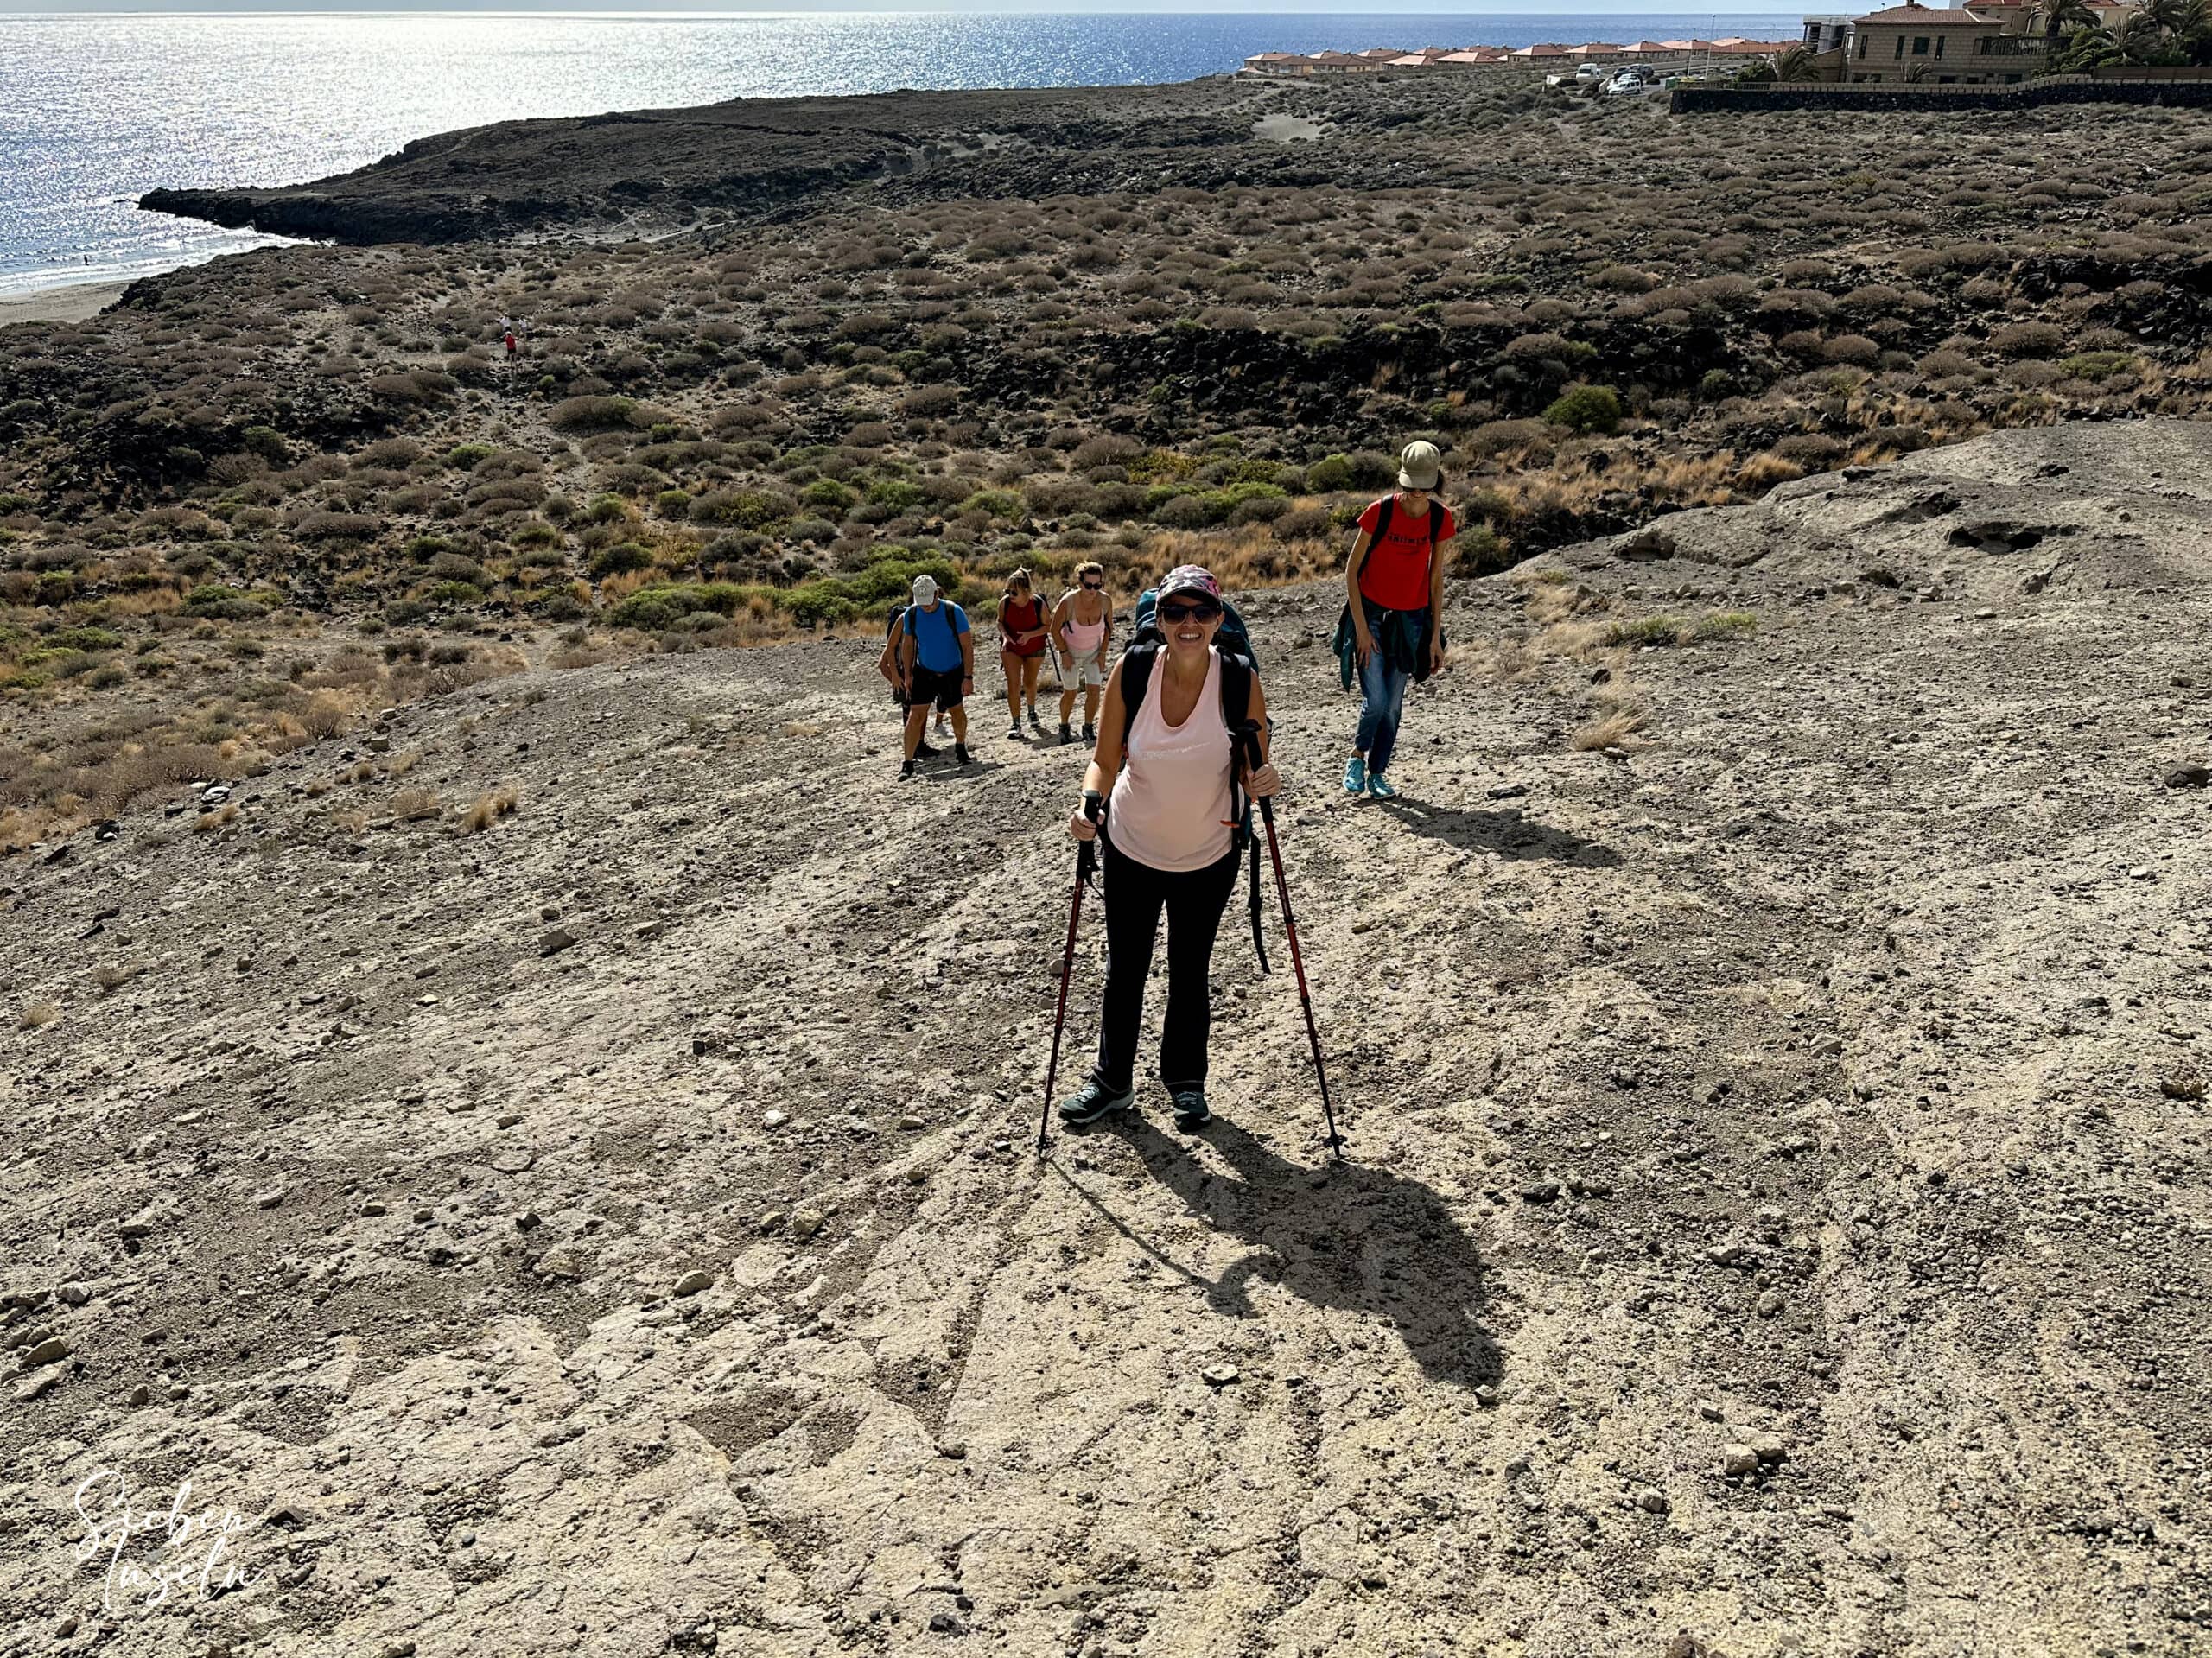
xmin=1357 ymin=497 xmax=1456 ymax=611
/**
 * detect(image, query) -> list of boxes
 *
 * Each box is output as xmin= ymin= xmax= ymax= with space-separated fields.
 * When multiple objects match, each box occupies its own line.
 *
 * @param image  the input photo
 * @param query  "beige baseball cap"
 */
xmin=1398 ymin=441 xmax=1443 ymax=491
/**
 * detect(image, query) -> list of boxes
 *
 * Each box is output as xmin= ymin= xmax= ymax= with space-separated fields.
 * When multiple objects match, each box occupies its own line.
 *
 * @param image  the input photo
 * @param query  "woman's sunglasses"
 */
xmin=1081 ymin=580 xmax=1103 ymax=590
xmin=1160 ymin=600 xmax=1221 ymax=624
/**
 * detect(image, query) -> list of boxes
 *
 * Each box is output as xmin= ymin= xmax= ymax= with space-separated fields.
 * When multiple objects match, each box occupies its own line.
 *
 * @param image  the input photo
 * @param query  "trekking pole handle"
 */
xmin=1082 ymin=790 xmax=1103 ymax=823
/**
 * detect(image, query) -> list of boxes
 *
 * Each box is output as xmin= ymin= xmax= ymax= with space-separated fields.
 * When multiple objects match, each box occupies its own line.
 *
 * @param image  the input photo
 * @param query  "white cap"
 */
xmin=912 ymin=574 xmax=938 ymax=603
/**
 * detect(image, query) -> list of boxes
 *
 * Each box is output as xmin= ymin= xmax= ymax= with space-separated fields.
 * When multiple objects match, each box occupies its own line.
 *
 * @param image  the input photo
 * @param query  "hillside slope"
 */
xmin=3 ymin=420 xmax=2209 ymax=1655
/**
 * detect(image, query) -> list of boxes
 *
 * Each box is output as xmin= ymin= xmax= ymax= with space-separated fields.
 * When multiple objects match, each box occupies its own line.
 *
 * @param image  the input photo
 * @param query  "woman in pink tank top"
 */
xmin=1056 ymin=566 xmax=1279 ymax=1133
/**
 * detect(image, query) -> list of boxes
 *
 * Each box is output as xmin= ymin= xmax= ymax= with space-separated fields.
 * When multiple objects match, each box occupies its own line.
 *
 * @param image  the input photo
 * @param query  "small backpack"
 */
xmin=1117 ymin=599 xmax=1270 ymax=971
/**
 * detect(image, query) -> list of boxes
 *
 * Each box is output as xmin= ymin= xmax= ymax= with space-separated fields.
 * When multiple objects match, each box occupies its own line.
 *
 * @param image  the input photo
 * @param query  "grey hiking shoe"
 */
xmin=1058 ymin=1077 xmax=1135 ymax=1126
xmin=1170 ymin=1089 xmax=1211 ymax=1129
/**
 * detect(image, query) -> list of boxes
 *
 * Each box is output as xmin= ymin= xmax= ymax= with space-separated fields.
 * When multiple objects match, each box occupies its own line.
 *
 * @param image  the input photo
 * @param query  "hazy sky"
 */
xmin=0 ymin=3 xmax=1804 ymax=13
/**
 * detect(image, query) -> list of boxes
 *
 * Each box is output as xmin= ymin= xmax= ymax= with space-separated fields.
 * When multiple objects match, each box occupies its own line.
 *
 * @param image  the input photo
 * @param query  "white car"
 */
xmin=1546 ymin=62 xmax=1612 ymax=88
xmin=1605 ymin=67 xmax=1657 ymax=95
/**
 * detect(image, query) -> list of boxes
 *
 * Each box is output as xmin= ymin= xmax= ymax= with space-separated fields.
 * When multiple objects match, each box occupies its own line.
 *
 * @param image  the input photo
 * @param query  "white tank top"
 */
xmin=1109 ymin=648 xmax=1232 ymax=873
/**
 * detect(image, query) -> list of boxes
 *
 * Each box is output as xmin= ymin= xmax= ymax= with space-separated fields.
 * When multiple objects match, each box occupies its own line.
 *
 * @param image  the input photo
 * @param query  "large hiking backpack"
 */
xmin=1118 ymin=592 xmax=1271 ymax=971
xmin=1132 ymin=588 xmax=1255 ymax=663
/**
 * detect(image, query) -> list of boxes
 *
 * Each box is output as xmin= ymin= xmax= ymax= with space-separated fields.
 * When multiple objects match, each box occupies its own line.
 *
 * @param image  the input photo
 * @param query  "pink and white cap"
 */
xmin=1156 ymin=565 xmax=1220 ymax=601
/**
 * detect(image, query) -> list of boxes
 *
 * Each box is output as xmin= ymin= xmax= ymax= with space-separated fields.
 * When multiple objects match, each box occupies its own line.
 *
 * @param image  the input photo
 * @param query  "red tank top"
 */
xmin=1001 ymin=595 xmax=1046 ymax=656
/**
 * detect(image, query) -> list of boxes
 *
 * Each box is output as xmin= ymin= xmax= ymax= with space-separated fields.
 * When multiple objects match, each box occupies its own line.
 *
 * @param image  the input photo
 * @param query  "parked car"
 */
xmin=1546 ymin=62 xmax=1612 ymax=88
xmin=1605 ymin=67 xmax=1658 ymax=95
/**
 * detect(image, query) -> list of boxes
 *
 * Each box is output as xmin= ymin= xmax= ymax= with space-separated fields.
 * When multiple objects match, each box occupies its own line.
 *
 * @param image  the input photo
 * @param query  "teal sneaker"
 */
xmin=1170 ymin=1089 xmax=1211 ymax=1129
xmin=1343 ymin=755 xmax=1367 ymax=794
xmin=1058 ymin=1077 xmax=1135 ymax=1126
xmin=1367 ymin=772 xmax=1399 ymax=800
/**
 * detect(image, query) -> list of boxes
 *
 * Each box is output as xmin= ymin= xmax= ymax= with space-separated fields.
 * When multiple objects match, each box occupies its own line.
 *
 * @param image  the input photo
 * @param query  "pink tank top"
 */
xmin=1109 ymin=648 xmax=1232 ymax=873
xmin=1062 ymin=602 xmax=1107 ymax=656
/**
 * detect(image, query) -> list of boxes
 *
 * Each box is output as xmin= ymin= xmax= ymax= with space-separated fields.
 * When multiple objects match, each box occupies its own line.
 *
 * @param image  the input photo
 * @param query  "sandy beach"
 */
xmin=0 ymin=278 xmax=125 ymax=327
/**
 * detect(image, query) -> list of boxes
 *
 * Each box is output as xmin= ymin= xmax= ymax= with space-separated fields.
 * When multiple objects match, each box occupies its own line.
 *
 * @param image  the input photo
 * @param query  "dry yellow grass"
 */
xmin=461 ymin=778 xmax=522 ymax=833
xmin=391 ymin=786 xmax=442 ymax=823
xmin=192 ymin=801 xmax=238 ymax=833
xmin=92 ymin=962 xmax=143 ymax=993
xmin=19 ymin=1001 xmax=60 ymax=1029
xmin=1571 ymin=698 xmax=1649 ymax=753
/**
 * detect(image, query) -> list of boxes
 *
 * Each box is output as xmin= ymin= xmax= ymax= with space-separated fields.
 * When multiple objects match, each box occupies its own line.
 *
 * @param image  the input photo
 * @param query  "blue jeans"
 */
xmin=1356 ymin=648 xmax=1413 ymax=777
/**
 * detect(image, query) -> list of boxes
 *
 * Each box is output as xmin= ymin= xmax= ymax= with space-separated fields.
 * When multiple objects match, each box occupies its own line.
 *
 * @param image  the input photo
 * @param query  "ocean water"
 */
xmin=0 ymin=11 xmax=1800 ymax=295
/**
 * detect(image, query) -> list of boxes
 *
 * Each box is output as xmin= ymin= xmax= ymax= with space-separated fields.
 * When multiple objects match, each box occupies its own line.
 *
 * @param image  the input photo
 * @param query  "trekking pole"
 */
xmin=1238 ymin=728 xmax=1344 ymax=1162
xmin=1037 ymin=791 xmax=1103 ymax=1156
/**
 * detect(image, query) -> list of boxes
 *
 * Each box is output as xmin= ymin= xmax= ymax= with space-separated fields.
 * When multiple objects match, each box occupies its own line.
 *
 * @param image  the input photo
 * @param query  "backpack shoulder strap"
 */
xmin=1372 ymin=496 xmax=1395 ymax=543
xmin=1217 ymin=650 xmax=1254 ymax=729
xmin=1120 ymin=639 xmax=1160 ymax=743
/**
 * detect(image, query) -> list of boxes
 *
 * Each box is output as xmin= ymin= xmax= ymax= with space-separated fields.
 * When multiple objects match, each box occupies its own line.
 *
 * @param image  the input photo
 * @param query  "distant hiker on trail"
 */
xmin=997 ymin=568 xmax=1050 ymax=740
xmin=898 ymin=574 xmax=973 ymax=777
xmin=1336 ymin=440 xmax=1454 ymax=800
xmin=503 ymin=329 xmax=518 ymax=360
xmin=877 ymin=598 xmax=936 ymax=761
xmin=1051 ymin=562 xmax=1113 ymax=746
xmin=1058 ymin=566 xmax=1277 ymax=1134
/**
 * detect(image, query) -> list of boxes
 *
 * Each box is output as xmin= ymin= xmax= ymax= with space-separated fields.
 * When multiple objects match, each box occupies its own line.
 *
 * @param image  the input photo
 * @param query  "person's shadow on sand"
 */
xmin=1070 ymin=1114 xmax=1503 ymax=1390
xmin=1376 ymin=796 xmax=1619 ymax=866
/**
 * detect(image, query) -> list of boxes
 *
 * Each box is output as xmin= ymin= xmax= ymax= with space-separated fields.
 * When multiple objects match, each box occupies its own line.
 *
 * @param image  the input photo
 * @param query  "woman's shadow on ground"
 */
xmin=1065 ymin=1114 xmax=1503 ymax=1390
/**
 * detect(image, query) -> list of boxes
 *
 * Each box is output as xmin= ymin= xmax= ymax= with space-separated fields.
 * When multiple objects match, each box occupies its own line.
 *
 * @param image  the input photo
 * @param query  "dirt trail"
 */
xmin=2 ymin=421 xmax=2209 ymax=1656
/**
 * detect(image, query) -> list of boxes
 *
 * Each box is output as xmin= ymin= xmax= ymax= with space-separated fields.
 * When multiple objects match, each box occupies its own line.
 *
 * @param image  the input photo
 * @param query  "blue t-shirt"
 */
xmin=905 ymin=600 xmax=969 ymax=674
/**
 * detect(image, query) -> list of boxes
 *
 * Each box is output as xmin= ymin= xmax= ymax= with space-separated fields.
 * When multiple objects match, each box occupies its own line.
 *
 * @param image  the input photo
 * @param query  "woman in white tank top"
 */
xmin=1056 ymin=566 xmax=1280 ymax=1133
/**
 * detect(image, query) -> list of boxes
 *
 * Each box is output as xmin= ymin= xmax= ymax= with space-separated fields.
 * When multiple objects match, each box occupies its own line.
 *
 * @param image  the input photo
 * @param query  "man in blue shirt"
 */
xmin=897 ymin=574 xmax=975 ymax=776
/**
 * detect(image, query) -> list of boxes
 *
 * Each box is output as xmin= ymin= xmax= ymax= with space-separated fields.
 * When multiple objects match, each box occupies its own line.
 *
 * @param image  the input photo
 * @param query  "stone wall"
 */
xmin=1674 ymin=77 xmax=2212 ymax=113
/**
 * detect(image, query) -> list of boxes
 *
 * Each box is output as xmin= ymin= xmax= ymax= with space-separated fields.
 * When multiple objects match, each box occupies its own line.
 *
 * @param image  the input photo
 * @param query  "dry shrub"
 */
xmin=193 ymin=802 xmax=238 ymax=833
xmin=1570 ymin=696 xmax=1648 ymax=753
xmin=92 ymin=962 xmax=143 ymax=993
xmin=20 ymin=1001 xmax=60 ymax=1029
xmin=461 ymin=778 xmax=522 ymax=833
xmin=391 ymin=787 xmax=442 ymax=822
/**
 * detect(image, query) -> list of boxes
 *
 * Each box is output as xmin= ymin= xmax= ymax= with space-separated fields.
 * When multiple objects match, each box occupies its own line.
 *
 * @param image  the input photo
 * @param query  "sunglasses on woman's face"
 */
xmin=1160 ymin=600 xmax=1220 ymax=624
xmin=1081 ymin=581 xmax=1103 ymax=590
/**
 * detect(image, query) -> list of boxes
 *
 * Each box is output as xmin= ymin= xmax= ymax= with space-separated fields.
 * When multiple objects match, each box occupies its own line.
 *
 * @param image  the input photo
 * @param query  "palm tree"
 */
xmin=2113 ymin=10 xmax=2168 ymax=59
xmin=2032 ymin=0 xmax=2097 ymax=43
xmin=1775 ymin=44 xmax=1821 ymax=81
xmin=2140 ymin=0 xmax=2194 ymax=35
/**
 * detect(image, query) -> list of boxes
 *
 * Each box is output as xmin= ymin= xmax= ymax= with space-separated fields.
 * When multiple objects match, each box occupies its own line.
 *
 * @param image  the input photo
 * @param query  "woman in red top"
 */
xmin=996 ymin=569 xmax=1050 ymax=740
xmin=1343 ymin=441 xmax=1455 ymax=799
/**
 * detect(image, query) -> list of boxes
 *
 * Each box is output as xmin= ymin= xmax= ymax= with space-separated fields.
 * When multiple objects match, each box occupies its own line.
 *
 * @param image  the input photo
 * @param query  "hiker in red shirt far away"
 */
xmin=503 ymin=329 xmax=518 ymax=360
xmin=1336 ymin=441 xmax=1454 ymax=801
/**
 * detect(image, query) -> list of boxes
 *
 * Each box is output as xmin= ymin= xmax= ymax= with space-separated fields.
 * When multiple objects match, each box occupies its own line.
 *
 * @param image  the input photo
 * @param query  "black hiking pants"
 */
xmin=1094 ymin=836 xmax=1239 ymax=1095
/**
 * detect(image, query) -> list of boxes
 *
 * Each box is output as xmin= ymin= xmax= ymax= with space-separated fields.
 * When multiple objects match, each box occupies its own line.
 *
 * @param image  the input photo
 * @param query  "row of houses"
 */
xmin=1806 ymin=0 xmax=2138 ymax=86
xmin=1241 ymin=39 xmax=1792 ymax=78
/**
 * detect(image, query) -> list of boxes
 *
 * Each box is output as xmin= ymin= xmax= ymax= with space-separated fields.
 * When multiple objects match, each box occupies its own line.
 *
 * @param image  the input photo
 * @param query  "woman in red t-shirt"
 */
xmin=996 ymin=569 xmax=1050 ymax=739
xmin=1342 ymin=441 xmax=1455 ymax=799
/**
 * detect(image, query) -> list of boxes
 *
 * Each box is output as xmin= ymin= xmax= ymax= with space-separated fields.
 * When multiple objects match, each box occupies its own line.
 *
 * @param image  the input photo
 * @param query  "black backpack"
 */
xmin=1117 ymin=604 xmax=1271 ymax=971
xmin=1368 ymin=494 xmax=1445 ymax=558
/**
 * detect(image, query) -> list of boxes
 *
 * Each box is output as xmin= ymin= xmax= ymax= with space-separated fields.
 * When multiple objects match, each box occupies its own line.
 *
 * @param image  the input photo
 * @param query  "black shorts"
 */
xmin=909 ymin=665 xmax=965 ymax=712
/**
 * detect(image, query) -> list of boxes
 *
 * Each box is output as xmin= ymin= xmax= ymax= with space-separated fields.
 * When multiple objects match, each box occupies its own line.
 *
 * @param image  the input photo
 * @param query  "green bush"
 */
xmin=959 ymin=488 xmax=1024 ymax=520
xmin=445 ymin=443 xmax=495 ymax=471
xmin=655 ymin=489 xmax=695 ymax=518
xmin=183 ymin=584 xmax=268 ymax=620
xmin=1304 ymin=454 xmax=1355 ymax=492
xmin=47 ymin=626 xmax=124 ymax=652
xmin=425 ymin=581 xmax=485 ymax=608
xmin=549 ymin=395 xmax=639 ymax=433
xmin=1541 ymin=384 xmax=1623 ymax=435
xmin=690 ymin=489 xmax=789 ymax=530
xmin=240 ymin=425 xmax=289 ymax=462
xmin=588 ymin=542 xmax=653 ymax=578
xmin=2056 ymin=351 xmax=2139 ymax=383
xmin=801 ymin=478 xmax=857 ymax=513
xmin=866 ymin=479 xmax=926 ymax=511
xmin=584 ymin=494 xmax=634 ymax=526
